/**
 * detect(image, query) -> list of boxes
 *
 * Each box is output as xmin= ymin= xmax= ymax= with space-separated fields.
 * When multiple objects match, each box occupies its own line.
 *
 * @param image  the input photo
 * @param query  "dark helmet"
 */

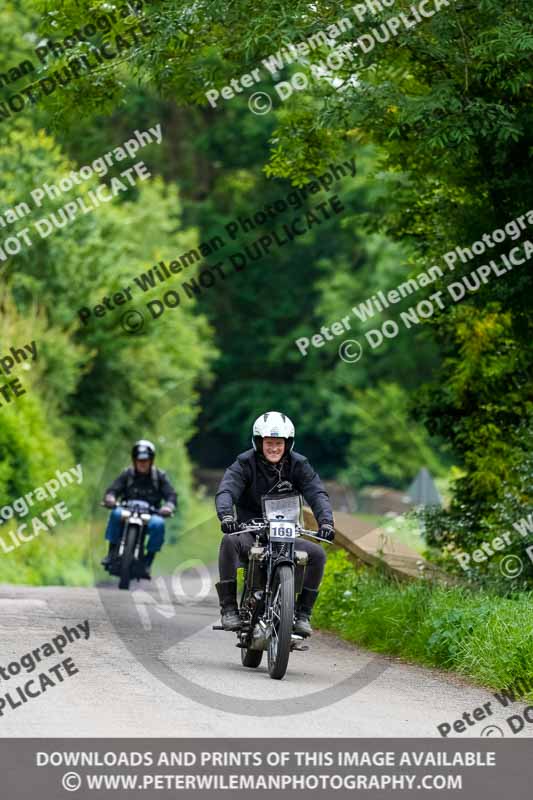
xmin=132 ymin=439 xmax=156 ymax=461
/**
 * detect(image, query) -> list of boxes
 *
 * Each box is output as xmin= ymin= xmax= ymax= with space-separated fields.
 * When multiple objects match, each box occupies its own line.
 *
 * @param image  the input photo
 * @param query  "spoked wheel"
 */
xmin=118 ymin=525 xmax=136 ymax=590
xmin=267 ymin=564 xmax=294 ymax=680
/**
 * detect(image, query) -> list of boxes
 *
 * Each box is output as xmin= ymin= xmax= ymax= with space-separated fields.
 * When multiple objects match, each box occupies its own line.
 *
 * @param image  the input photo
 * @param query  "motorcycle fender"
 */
xmin=272 ymin=556 xmax=294 ymax=571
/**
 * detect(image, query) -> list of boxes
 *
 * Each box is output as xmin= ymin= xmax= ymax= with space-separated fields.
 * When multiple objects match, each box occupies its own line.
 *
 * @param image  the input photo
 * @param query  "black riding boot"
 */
xmin=294 ymin=587 xmax=319 ymax=637
xmin=101 ymin=542 xmax=118 ymax=567
xmin=215 ymin=580 xmax=241 ymax=630
xmin=141 ymin=551 xmax=156 ymax=579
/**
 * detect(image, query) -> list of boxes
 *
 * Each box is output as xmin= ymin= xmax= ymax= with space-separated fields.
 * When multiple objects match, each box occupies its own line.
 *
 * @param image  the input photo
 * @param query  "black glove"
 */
xmin=159 ymin=505 xmax=173 ymax=517
xmin=221 ymin=515 xmax=239 ymax=534
xmin=318 ymin=523 xmax=335 ymax=542
xmin=103 ymin=494 xmax=117 ymax=509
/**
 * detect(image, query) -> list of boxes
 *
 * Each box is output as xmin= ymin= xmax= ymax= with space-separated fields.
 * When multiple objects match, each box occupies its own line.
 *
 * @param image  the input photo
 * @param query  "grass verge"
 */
xmin=314 ymin=549 xmax=533 ymax=693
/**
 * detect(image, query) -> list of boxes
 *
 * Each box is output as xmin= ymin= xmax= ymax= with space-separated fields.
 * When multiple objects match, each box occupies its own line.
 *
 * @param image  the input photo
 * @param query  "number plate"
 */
xmin=269 ymin=521 xmax=296 ymax=540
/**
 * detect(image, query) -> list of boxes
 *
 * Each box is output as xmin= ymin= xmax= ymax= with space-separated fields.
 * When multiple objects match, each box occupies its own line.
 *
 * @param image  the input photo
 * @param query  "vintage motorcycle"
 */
xmin=102 ymin=500 xmax=160 ymax=590
xmin=213 ymin=493 xmax=332 ymax=680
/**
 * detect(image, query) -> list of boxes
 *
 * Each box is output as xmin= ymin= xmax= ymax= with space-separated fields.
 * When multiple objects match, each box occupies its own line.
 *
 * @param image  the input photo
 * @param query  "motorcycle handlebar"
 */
xmin=100 ymin=501 xmax=162 ymax=515
xmin=227 ymin=524 xmax=332 ymax=543
xmin=299 ymin=529 xmax=334 ymax=544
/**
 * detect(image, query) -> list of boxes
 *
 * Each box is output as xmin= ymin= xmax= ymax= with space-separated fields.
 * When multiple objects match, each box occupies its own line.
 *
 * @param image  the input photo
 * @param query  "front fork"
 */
xmin=119 ymin=518 xmax=146 ymax=560
xmin=265 ymin=555 xmax=294 ymax=627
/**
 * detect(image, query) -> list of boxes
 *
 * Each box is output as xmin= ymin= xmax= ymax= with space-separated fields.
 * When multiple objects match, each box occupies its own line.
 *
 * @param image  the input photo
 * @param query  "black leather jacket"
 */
xmin=105 ymin=466 xmax=177 ymax=511
xmin=215 ymin=449 xmax=333 ymax=526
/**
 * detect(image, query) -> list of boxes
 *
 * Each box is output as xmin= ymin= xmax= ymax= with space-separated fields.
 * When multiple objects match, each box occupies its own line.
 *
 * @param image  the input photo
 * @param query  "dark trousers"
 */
xmin=218 ymin=531 xmax=326 ymax=591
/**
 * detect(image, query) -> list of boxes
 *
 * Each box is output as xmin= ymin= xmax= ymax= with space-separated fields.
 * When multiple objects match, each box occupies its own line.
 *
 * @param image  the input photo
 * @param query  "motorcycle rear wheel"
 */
xmin=118 ymin=524 xmax=137 ymax=590
xmin=267 ymin=564 xmax=294 ymax=680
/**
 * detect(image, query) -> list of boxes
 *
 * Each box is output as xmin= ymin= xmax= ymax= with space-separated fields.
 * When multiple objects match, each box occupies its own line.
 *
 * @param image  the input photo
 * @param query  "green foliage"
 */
xmin=166 ymin=110 xmax=445 ymax=476
xmin=1 ymin=0 xmax=531 ymax=589
xmin=4 ymin=3 xmax=449 ymax=485
xmin=417 ymin=306 xmax=533 ymax=554
xmin=421 ymin=425 xmax=533 ymax=588
xmin=0 ymin=390 xmax=72 ymax=507
xmin=227 ymin=0 xmax=533 ymax=542
xmin=1 ymin=117 xmax=217 ymax=431
xmin=0 ymin=20 xmax=218 ymax=585
xmin=314 ymin=549 xmax=533 ymax=691
xmin=0 ymin=295 xmax=74 ymax=504
xmin=341 ymin=383 xmax=447 ymax=489
xmin=344 ymin=383 xmax=444 ymax=488
xmin=0 ymin=522 xmax=93 ymax=586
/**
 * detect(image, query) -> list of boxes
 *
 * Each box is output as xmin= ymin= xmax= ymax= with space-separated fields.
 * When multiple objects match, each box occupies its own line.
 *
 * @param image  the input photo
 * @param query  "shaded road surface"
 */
xmin=0 ymin=577 xmax=529 ymax=738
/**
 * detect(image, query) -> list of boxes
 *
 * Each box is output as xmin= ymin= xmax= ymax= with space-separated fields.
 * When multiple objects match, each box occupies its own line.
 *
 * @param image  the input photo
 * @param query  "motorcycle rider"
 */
xmin=101 ymin=439 xmax=177 ymax=577
xmin=215 ymin=412 xmax=335 ymax=637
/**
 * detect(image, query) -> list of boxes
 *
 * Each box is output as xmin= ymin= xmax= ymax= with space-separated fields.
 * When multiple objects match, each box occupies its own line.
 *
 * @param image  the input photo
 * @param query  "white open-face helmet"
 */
xmin=252 ymin=412 xmax=295 ymax=454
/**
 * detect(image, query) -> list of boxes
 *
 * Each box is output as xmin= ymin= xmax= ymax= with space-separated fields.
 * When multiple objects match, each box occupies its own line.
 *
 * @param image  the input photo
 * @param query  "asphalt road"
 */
xmin=0 ymin=575 xmax=530 ymax=738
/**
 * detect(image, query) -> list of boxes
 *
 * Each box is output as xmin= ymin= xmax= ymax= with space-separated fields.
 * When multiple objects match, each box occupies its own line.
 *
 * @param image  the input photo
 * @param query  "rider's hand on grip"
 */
xmin=103 ymin=494 xmax=117 ymax=509
xmin=221 ymin=515 xmax=239 ymax=534
xmin=159 ymin=505 xmax=173 ymax=517
xmin=318 ymin=523 xmax=335 ymax=542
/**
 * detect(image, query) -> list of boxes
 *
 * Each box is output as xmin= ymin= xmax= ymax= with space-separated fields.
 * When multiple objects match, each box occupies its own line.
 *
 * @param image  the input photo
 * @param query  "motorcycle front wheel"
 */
xmin=118 ymin=524 xmax=137 ymax=590
xmin=267 ymin=564 xmax=294 ymax=680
